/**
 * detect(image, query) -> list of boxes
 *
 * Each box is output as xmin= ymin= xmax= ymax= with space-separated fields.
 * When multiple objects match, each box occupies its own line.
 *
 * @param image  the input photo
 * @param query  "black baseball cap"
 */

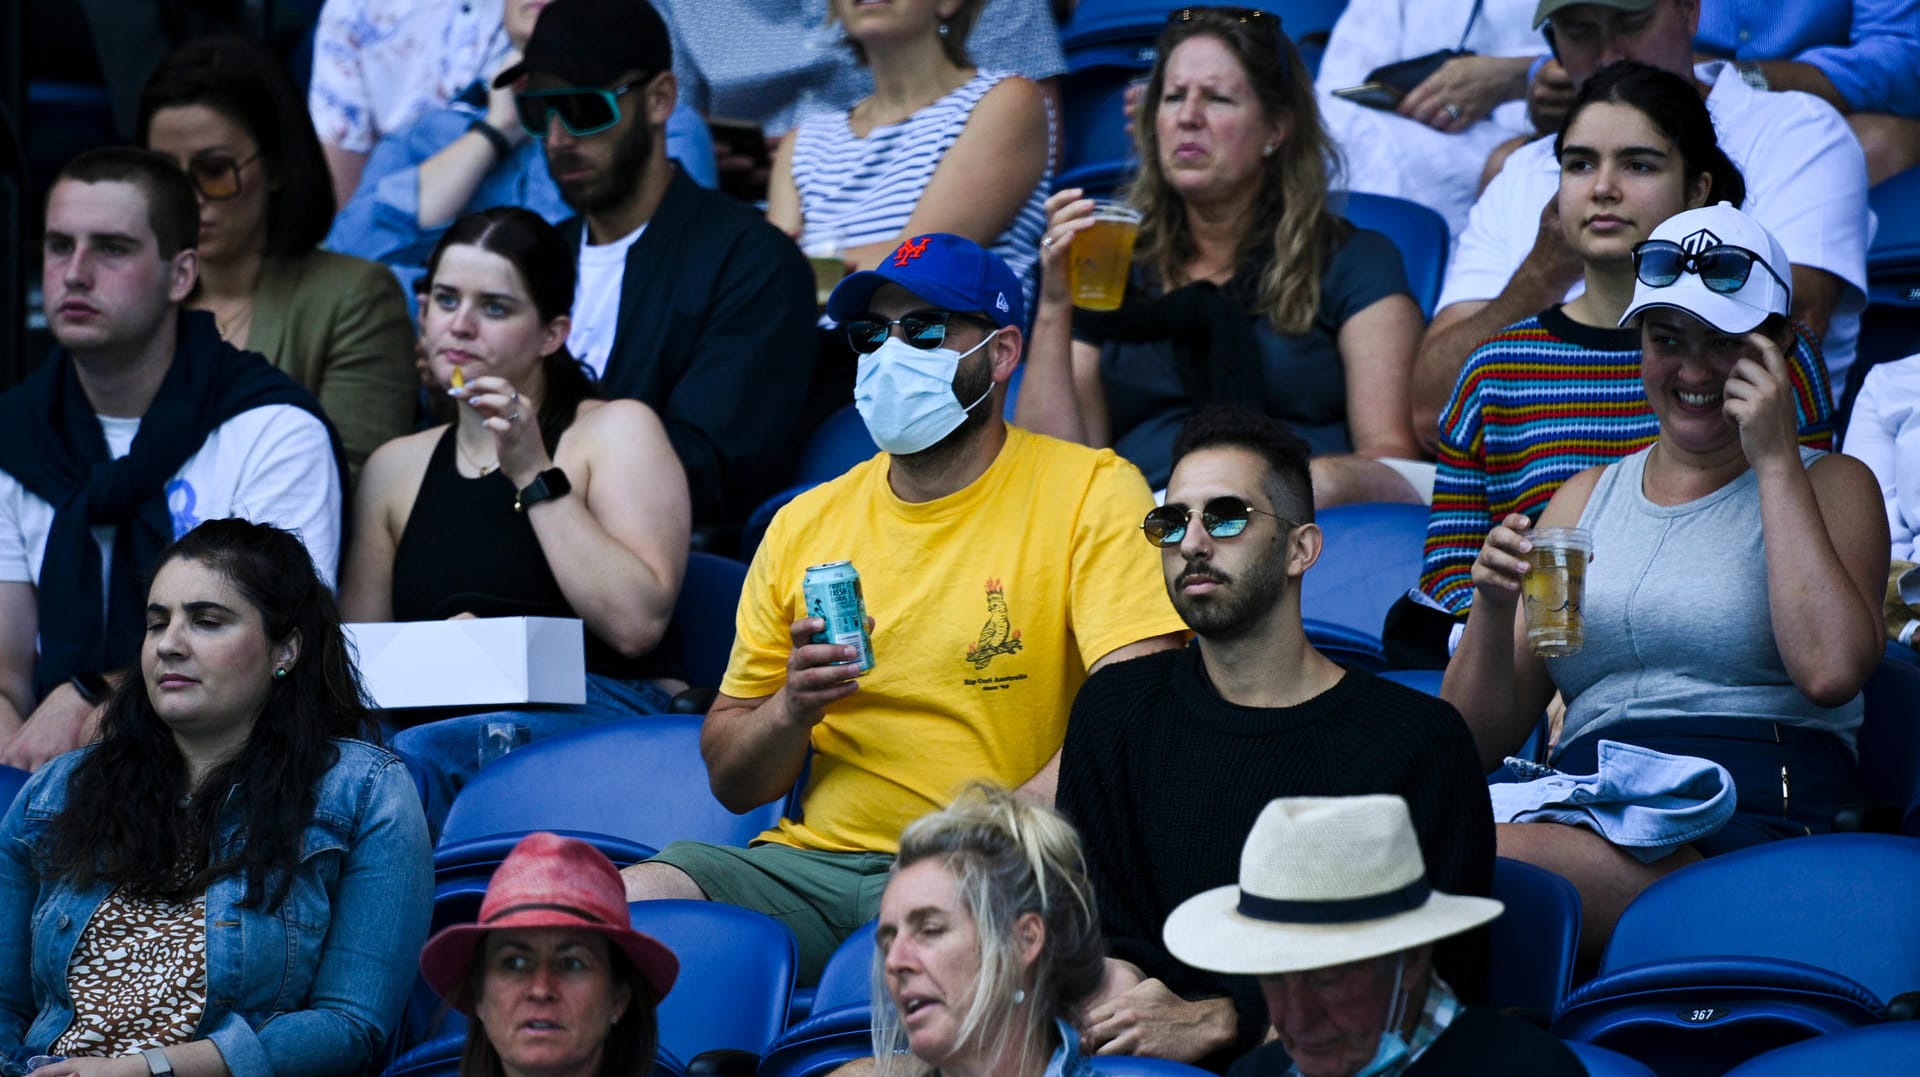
xmin=494 ymin=0 xmax=672 ymax=88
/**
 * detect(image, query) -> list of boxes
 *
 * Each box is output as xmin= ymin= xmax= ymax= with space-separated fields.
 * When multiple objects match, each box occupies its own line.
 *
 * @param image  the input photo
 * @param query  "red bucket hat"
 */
xmin=420 ymin=832 xmax=680 ymax=1011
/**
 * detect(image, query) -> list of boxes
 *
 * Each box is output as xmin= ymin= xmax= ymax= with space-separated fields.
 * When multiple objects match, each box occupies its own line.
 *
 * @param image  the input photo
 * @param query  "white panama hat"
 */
xmin=1163 ymin=795 xmax=1503 ymax=976
xmin=1619 ymin=202 xmax=1793 ymax=336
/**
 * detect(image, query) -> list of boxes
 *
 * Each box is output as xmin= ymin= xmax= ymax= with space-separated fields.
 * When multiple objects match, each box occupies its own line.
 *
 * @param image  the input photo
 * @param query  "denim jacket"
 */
xmin=0 ymin=739 xmax=432 ymax=1077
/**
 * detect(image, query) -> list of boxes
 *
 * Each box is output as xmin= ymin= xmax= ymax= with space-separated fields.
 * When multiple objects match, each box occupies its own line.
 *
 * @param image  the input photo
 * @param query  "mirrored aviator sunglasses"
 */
xmin=1140 ymin=496 xmax=1283 ymax=547
xmin=514 ymin=81 xmax=639 ymax=139
xmin=1632 ymin=239 xmax=1788 ymax=295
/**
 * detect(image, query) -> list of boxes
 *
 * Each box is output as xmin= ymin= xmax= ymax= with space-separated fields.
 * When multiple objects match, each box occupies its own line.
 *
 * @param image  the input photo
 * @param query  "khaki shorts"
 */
xmin=648 ymin=840 xmax=893 ymax=983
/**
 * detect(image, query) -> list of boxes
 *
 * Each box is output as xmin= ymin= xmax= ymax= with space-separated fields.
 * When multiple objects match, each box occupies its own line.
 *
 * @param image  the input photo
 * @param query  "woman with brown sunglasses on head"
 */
xmin=138 ymin=36 xmax=417 ymax=477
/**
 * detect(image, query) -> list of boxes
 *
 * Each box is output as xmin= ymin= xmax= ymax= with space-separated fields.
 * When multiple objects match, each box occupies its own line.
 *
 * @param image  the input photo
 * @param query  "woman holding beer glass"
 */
xmin=341 ymin=207 xmax=689 ymax=837
xmin=1440 ymin=203 xmax=1886 ymax=958
xmin=1016 ymin=6 xmax=1424 ymax=502
xmin=1395 ymin=62 xmax=1835 ymax=666
xmin=874 ymin=784 xmax=1106 ymax=1077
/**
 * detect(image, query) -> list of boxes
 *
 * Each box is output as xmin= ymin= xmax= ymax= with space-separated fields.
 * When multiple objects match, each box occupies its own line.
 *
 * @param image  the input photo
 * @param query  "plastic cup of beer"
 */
xmin=1069 ymin=202 xmax=1143 ymax=312
xmin=1523 ymin=527 xmax=1591 ymax=657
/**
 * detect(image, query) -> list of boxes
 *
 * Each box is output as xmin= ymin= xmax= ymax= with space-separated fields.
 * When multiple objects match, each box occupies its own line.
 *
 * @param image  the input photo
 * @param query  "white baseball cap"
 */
xmin=1619 ymin=202 xmax=1793 ymax=336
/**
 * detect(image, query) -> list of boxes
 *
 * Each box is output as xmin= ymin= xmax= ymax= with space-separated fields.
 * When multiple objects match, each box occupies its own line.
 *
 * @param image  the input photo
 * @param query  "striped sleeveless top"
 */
xmin=792 ymin=70 xmax=1052 ymax=315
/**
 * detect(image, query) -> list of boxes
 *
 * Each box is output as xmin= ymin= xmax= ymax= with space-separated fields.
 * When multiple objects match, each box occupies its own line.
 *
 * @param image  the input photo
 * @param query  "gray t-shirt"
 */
xmin=656 ymin=0 xmax=1067 ymax=135
xmin=1553 ymin=445 xmax=1864 ymax=751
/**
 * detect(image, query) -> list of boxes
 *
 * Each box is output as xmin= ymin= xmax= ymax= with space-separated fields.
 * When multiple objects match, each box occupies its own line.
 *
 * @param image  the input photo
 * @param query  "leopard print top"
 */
xmin=51 ymin=888 xmax=208 ymax=1056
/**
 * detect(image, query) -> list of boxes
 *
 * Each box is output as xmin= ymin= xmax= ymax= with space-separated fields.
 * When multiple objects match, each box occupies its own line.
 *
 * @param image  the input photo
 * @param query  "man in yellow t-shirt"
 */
xmin=621 ymin=233 xmax=1186 ymax=979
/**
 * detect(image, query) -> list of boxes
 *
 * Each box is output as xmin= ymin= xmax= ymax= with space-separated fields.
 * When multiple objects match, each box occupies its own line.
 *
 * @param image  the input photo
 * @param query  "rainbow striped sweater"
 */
xmin=1420 ymin=305 xmax=1834 ymax=615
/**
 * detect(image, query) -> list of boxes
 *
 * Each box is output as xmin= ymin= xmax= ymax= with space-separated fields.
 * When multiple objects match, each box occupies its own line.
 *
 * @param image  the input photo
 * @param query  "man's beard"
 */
xmin=1169 ymin=545 xmax=1287 ymax=641
xmin=550 ymin=115 xmax=653 ymax=216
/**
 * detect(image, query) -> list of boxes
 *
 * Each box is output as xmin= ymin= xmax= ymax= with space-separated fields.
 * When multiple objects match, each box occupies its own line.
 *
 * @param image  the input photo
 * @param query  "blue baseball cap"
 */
xmin=826 ymin=233 xmax=1024 ymax=330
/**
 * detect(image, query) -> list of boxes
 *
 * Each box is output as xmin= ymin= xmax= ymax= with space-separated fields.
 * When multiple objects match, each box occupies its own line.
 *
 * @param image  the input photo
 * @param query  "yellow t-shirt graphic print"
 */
xmin=724 ymin=426 xmax=1185 ymax=855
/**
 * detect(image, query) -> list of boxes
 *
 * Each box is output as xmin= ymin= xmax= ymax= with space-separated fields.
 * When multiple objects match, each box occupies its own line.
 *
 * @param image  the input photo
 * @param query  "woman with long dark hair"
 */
xmin=341 ymin=207 xmax=689 ymax=837
xmin=138 ymin=36 xmax=416 ymax=473
xmin=0 ymin=518 xmax=431 ymax=1077
xmin=1018 ymin=6 xmax=1424 ymax=505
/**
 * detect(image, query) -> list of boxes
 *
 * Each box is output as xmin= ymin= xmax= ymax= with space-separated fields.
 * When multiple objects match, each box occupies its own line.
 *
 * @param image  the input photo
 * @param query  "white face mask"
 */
xmin=853 ymin=329 xmax=1000 ymax=456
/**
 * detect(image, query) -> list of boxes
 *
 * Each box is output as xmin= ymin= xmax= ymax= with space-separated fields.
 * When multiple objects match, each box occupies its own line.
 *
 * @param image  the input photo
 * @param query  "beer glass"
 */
xmin=1523 ymin=527 xmax=1591 ymax=657
xmin=1069 ymin=202 xmax=1143 ymax=311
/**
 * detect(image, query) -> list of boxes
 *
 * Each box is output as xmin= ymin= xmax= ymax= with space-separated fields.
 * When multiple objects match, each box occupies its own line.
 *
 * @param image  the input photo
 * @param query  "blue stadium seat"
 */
xmin=629 ymin=900 xmax=798 ymax=1064
xmin=1378 ymin=668 xmax=1442 ymax=696
xmin=670 ymin=552 xmax=748 ymax=694
xmin=1553 ymin=834 xmax=1920 ymax=1077
xmin=1488 ymin=858 xmax=1581 ymax=1019
xmin=1338 ymin=192 xmax=1450 ymax=317
xmin=1056 ymin=64 xmax=1141 ymax=200
xmin=1721 ymin=1022 xmax=1920 ymax=1075
xmin=1852 ymin=649 xmax=1920 ymax=836
xmin=785 ymin=919 xmax=878 ymax=1029
xmin=1867 ymin=166 xmax=1920 ymax=309
xmin=1092 ymin=1057 xmax=1218 ymax=1077
xmin=741 ymin=404 xmax=879 ymax=557
xmin=1299 ymin=501 xmax=1428 ymax=670
xmin=432 ymin=716 xmax=783 ymax=885
xmin=1564 ymin=1041 xmax=1658 ymax=1077
xmin=0 ymin=765 xmax=26 ymax=814
xmin=381 ymin=1025 xmax=685 ymax=1077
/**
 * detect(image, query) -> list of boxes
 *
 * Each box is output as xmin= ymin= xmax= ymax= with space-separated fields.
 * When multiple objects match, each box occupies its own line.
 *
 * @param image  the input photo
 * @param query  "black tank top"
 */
xmin=390 ymin=427 xmax=678 ymax=681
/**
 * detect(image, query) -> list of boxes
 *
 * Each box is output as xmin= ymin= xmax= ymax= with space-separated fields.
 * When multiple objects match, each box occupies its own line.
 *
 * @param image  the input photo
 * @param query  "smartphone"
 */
xmin=1333 ymin=82 xmax=1405 ymax=111
xmin=708 ymin=117 xmax=773 ymax=202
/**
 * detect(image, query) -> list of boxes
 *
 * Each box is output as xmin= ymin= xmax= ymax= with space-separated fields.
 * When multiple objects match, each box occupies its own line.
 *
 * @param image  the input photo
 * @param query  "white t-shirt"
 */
xmin=1844 ymin=352 xmax=1920 ymax=562
xmin=1437 ymin=61 xmax=1872 ymax=389
xmin=568 ymin=222 xmax=648 ymax=380
xmin=1314 ymin=0 xmax=1543 ymax=238
xmin=0 ymin=406 xmax=344 ymax=611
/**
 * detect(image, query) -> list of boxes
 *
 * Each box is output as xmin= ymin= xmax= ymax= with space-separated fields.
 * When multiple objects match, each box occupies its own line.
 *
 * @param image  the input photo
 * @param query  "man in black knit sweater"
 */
xmin=1058 ymin=407 xmax=1495 ymax=1070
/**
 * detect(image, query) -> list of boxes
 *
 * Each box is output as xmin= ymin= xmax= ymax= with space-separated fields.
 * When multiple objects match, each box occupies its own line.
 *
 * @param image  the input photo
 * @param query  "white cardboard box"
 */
xmin=345 ymin=617 xmax=586 ymax=709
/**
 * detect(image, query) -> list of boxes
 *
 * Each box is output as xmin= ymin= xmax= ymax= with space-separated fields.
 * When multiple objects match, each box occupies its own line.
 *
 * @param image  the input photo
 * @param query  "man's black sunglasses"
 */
xmin=843 ymin=309 xmax=995 ymax=355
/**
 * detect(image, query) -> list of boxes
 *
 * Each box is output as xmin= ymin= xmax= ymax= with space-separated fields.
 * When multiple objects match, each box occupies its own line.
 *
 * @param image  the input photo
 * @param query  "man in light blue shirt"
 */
xmin=1694 ymin=0 xmax=1920 ymax=183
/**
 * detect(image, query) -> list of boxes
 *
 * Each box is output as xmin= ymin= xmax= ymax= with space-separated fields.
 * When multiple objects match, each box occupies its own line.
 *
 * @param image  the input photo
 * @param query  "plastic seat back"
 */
xmin=0 ymin=765 xmax=26 ymax=814
xmin=1488 ymin=858 xmax=1580 ymax=1018
xmin=1854 ymin=652 xmax=1920 ymax=835
xmin=1722 ymin=1021 xmax=1920 ymax=1075
xmin=1091 ymin=1057 xmax=1218 ymax=1077
xmin=741 ymin=405 xmax=879 ymax=558
xmin=670 ymin=552 xmax=748 ymax=693
xmin=1298 ymin=502 xmax=1428 ymax=666
xmin=435 ymin=716 xmax=783 ymax=874
xmin=1868 ymin=165 xmax=1920 ymax=305
xmin=1564 ymin=1041 xmax=1658 ymax=1076
xmin=630 ymin=900 xmax=798 ymax=1063
xmin=1339 ymin=192 xmax=1450 ymax=317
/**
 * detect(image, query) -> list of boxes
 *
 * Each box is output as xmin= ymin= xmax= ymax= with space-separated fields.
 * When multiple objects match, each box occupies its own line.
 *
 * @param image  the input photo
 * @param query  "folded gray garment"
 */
xmin=1490 ymin=740 xmax=1736 ymax=863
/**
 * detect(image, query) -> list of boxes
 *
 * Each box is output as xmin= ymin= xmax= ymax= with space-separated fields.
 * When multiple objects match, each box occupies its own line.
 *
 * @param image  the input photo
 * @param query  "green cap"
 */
xmin=1533 ymin=0 xmax=1661 ymax=30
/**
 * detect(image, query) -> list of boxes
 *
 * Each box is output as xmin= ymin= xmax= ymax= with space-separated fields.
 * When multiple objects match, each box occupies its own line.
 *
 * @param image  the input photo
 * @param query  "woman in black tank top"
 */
xmin=340 ymin=207 xmax=691 ymax=836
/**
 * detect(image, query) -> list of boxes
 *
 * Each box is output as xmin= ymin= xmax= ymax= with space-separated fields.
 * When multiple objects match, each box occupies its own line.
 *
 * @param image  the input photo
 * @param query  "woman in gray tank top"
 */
xmin=1437 ymin=204 xmax=1888 ymax=961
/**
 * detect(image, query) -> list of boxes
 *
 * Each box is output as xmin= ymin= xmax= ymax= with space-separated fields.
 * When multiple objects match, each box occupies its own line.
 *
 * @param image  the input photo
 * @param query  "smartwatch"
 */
xmin=514 ymin=467 xmax=573 ymax=513
xmin=141 ymin=1048 xmax=174 ymax=1077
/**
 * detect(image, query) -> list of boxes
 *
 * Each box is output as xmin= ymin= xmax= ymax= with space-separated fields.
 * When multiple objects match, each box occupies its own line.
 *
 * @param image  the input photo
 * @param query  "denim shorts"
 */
xmin=1553 ymin=718 xmax=1857 ymax=857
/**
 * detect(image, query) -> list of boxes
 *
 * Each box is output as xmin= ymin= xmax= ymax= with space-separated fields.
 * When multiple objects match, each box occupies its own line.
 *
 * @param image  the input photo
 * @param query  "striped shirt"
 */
xmin=792 ymin=71 xmax=1052 ymax=314
xmin=1421 ymin=305 xmax=1834 ymax=615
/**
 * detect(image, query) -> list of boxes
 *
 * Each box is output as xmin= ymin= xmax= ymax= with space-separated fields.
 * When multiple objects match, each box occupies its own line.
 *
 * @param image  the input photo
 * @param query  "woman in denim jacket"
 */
xmin=0 ymin=519 xmax=433 ymax=1077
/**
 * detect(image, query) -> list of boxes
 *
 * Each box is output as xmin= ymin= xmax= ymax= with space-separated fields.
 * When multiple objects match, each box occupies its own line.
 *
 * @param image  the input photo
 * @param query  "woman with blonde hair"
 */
xmin=1018 ymin=6 xmax=1424 ymax=506
xmin=875 ymin=784 xmax=1105 ymax=1077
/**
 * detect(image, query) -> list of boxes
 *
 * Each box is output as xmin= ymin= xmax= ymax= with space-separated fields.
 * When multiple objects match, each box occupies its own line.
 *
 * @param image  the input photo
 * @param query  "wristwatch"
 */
xmin=141 ymin=1048 xmax=174 ymax=1077
xmin=70 ymin=671 xmax=110 ymax=705
xmin=1733 ymin=61 xmax=1770 ymax=91
xmin=514 ymin=467 xmax=573 ymax=513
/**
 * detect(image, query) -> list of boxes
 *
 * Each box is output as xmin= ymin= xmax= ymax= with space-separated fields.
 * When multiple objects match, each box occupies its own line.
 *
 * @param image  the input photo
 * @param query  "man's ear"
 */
xmin=989 ymin=326 xmax=1023 ymax=384
xmin=647 ymin=70 xmax=678 ymax=127
xmin=167 ymin=249 xmax=199 ymax=305
xmin=1287 ymin=521 xmax=1323 ymax=577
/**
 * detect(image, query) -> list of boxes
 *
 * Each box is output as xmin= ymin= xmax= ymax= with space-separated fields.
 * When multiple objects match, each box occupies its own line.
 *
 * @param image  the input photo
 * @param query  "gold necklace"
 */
xmin=455 ymin=436 xmax=498 ymax=477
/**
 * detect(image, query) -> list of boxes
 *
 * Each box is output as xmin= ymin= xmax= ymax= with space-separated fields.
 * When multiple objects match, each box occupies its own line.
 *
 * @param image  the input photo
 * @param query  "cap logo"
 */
xmin=892 ymin=236 xmax=931 ymax=266
xmin=1680 ymin=228 xmax=1721 ymax=256
xmin=995 ymin=292 xmax=1010 ymax=313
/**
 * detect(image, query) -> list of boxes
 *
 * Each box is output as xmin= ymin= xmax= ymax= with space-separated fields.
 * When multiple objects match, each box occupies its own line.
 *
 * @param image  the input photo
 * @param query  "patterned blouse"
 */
xmin=52 ymin=888 xmax=208 ymax=1056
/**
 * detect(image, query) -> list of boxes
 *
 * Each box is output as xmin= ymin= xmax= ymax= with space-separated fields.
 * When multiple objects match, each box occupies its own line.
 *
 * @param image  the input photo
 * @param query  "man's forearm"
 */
xmin=701 ymin=694 xmax=814 ymax=812
xmin=1754 ymin=60 xmax=1850 ymax=113
xmin=1413 ymin=287 xmax=1558 ymax=446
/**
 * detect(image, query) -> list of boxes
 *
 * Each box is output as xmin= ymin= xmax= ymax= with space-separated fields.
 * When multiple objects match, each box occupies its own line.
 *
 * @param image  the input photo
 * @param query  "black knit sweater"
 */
xmin=1055 ymin=647 xmax=1495 ymax=1066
